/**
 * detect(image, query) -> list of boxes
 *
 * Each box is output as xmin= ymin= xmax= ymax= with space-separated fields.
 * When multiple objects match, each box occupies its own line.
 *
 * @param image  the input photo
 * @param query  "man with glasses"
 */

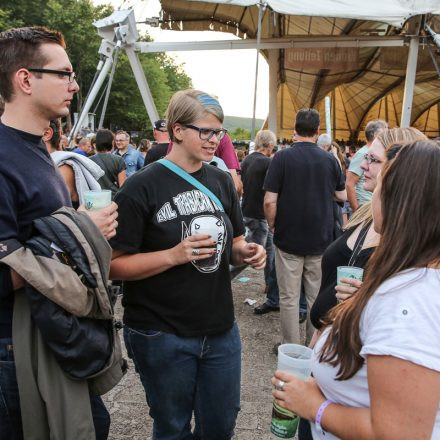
xmin=346 ymin=120 xmax=387 ymax=212
xmin=144 ymin=119 xmax=171 ymax=165
xmin=0 ymin=26 xmax=116 ymax=439
xmin=114 ymin=129 xmax=143 ymax=177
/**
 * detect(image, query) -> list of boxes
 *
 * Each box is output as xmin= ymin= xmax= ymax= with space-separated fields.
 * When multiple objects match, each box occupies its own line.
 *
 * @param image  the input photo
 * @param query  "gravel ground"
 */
xmin=104 ymin=267 xmax=305 ymax=439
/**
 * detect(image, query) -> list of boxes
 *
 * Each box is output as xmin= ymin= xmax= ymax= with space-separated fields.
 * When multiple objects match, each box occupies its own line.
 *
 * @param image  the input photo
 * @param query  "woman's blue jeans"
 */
xmin=124 ymin=323 xmax=241 ymax=440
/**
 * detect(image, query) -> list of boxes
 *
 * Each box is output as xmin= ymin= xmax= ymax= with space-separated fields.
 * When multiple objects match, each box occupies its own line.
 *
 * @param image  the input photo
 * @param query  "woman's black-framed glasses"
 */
xmin=184 ymin=124 xmax=227 ymax=141
xmin=363 ymin=153 xmax=383 ymax=165
xmin=28 ymin=68 xmax=77 ymax=83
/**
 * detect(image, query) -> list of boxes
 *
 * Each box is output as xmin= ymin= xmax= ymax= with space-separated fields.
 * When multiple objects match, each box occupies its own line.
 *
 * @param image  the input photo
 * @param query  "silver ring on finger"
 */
xmin=192 ymin=248 xmax=200 ymax=256
xmin=276 ymin=380 xmax=285 ymax=391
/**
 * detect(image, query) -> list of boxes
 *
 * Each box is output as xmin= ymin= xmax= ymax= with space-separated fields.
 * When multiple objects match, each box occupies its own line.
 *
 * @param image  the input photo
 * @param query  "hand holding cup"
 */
xmin=336 ymin=266 xmax=364 ymax=302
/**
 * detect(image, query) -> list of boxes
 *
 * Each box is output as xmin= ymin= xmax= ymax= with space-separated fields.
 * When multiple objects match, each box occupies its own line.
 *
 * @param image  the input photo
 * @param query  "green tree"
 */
xmin=0 ymin=0 xmax=192 ymax=131
xmin=230 ymin=127 xmax=251 ymax=140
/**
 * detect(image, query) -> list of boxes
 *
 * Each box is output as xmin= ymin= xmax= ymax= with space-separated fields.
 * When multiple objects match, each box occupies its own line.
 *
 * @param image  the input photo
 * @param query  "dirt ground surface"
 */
xmin=104 ymin=267 xmax=305 ymax=439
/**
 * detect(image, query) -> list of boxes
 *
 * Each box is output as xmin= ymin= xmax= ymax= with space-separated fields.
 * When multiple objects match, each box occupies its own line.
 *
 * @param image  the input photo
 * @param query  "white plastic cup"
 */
xmin=337 ymin=266 xmax=364 ymax=286
xmin=271 ymin=344 xmax=313 ymax=438
xmin=277 ymin=344 xmax=313 ymax=379
xmin=191 ymin=225 xmax=219 ymax=268
xmin=84 ymin=190 xmax=112 ymax=211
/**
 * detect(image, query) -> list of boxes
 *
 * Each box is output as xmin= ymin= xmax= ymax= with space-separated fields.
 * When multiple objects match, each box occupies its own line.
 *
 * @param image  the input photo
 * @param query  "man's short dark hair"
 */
xmin=96 ymin=129 xmax=114 ymax=152
xmin=48 ymin=119 xmax=61 ymax=150
xmin=365 ymin=120 xmax=387 ymax=143
xmin=0 ymin=26 xmax=65 ymax=102
xmin=295 ymin=108 xmax=320 ymax=137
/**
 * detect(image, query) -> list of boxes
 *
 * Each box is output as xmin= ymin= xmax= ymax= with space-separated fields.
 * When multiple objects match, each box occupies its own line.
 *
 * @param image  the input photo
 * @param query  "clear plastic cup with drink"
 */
xmin=271 ymin=344 xmax=313 ymax=438
xmin=83 ymin=190 xmax=112 ymax=211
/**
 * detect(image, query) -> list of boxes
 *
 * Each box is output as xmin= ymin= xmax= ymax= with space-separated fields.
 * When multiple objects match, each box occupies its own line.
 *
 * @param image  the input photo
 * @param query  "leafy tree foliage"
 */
xmin=0 ymin=0 xmax=192 ymax=131
xmin=229 ymin=127 xmax=251 ymax=140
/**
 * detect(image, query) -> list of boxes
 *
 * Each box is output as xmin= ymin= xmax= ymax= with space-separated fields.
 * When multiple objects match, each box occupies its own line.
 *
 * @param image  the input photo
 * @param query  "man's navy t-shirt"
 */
xmin=264 ymin=142 xmax=345 ymax=255
xmin=0 ymin=123 xmax=71 ymax=337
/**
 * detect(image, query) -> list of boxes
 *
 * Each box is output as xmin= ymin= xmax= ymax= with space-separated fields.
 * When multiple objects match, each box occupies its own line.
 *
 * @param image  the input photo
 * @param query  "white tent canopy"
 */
xmin=181 ymin=0 xmax=440 ymax=28
xmin=158 ymin=0 xmax=440 ymax=139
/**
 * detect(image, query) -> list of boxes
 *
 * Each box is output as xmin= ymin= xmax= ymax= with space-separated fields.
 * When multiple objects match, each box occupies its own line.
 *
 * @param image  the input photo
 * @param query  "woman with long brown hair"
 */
xmin=272 ymin=140 xmax=440 ymax=439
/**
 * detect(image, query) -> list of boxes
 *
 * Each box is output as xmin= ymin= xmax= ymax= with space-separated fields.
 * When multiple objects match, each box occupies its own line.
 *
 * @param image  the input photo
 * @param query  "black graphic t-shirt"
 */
xmin=110 ymin=162 xmax=245 ymax=337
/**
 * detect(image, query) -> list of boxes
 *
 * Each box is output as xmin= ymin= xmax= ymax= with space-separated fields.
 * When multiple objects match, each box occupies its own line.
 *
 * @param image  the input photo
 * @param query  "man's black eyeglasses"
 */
xmin=184 ymin=124 xmax=227 ymax=141
xmin=28 ymin=68 xmax=77 ymax=83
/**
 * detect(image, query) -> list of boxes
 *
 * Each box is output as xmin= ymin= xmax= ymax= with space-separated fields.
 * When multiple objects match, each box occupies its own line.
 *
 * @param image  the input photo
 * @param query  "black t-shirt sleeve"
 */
xmin=263 ymin=151 xmax=283 ymax=193
xmin=110 ymin=191 xmax=149 ymax=253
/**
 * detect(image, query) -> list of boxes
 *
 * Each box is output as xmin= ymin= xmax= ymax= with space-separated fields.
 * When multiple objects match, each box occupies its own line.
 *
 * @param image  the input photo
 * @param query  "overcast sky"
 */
xmin=94 ymin=0 xmax=269 ymax=119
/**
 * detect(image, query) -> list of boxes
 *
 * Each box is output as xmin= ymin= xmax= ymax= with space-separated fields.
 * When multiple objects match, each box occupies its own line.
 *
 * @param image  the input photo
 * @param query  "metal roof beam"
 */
xmin=136 ymin=35 xmax=405 ymax=53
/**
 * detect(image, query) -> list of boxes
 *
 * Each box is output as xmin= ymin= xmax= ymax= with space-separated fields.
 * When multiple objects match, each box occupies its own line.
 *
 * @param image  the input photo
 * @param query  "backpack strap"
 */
xmin=158 ymin=159 xmax=225 ymax=212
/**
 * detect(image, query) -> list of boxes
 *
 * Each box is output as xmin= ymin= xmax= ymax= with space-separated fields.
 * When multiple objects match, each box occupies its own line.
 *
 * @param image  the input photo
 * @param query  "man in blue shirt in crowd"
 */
xmin=113 ymin=129 xmax=143 ymax=177
xmin=72 ymin=136 xmax=91 ymax=156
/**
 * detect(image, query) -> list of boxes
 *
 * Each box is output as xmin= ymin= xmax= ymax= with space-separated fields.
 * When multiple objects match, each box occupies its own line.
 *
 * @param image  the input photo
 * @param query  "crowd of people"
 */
xmin=0 ymin=24 xmax=439 ymax=440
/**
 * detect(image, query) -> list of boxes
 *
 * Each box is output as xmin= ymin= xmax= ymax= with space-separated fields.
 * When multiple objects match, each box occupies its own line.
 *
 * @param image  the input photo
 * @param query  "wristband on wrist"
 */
xmin=315 ymin=399 xmax=333 ymax=435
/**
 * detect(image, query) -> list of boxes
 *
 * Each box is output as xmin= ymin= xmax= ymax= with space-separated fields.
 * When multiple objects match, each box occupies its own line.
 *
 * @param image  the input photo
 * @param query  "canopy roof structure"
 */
xmin=159 ymin=0 xmax=440 ymax=140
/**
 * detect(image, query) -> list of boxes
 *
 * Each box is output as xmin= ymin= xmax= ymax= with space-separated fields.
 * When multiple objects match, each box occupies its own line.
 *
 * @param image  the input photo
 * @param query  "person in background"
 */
xmin=144 ymin=119 xmax=171 ymax=165
xmin=242 ymin=130 xmax=276 ymax=247
xmin=236 ymin=149 xmax=245 ymax=164
xmin=346 ymin=120 xmax=387 ymax=212
xmin=138 ymin=138 xmax=151 ymax=158
xmin=90 ymin=129 xmax=126 ymax=198
xmin=113 ymin=130 xmax=143 ymax=177
xmin=59 ymin=133 xmax=69 ymax=150
xmin=264 ymin=109 xmax=346 ymax=347
xmin=110 ymin=89 xmax=266 ymax=440
xmin=214 ymin=133 xmax=243 ymax=194
xmin=317 ymin=134 xmax=345 ymax=237
xmin=72 ymin=136 xmax=91 ymax=156
xmin=331 ymin=141 xmax=351 ymax=226
xmin=316 ymin=133 xmax=332 ymax=151
xmin=273 ymin=140 xmax=440 ymax=440
xmin=43 ymin=119 xmax=62 ymax=152
xmin=240 ymin=129 xmax=280 ymax=315
xmin=88 ymin=134 xmax=97 ymax=156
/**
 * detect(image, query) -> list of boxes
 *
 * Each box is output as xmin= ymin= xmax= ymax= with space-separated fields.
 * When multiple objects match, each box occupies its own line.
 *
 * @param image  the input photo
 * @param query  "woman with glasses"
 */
xmin=273 ymin=139 xmax=440 ymax=439
xmin=310 ymin=127 xmax=427 ymax=330
xmin=110 ymin=89 xmax=265 ymax=440
xmin=298 ymin=127 xmax=427 ymax=440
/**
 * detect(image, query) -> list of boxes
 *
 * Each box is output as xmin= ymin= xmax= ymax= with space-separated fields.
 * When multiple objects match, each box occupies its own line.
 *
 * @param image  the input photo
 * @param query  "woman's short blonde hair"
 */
xmin=166 ymin=89 xmax=224 ymax=143
xmin=375 ymin=127 xmax=427 ymax=151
